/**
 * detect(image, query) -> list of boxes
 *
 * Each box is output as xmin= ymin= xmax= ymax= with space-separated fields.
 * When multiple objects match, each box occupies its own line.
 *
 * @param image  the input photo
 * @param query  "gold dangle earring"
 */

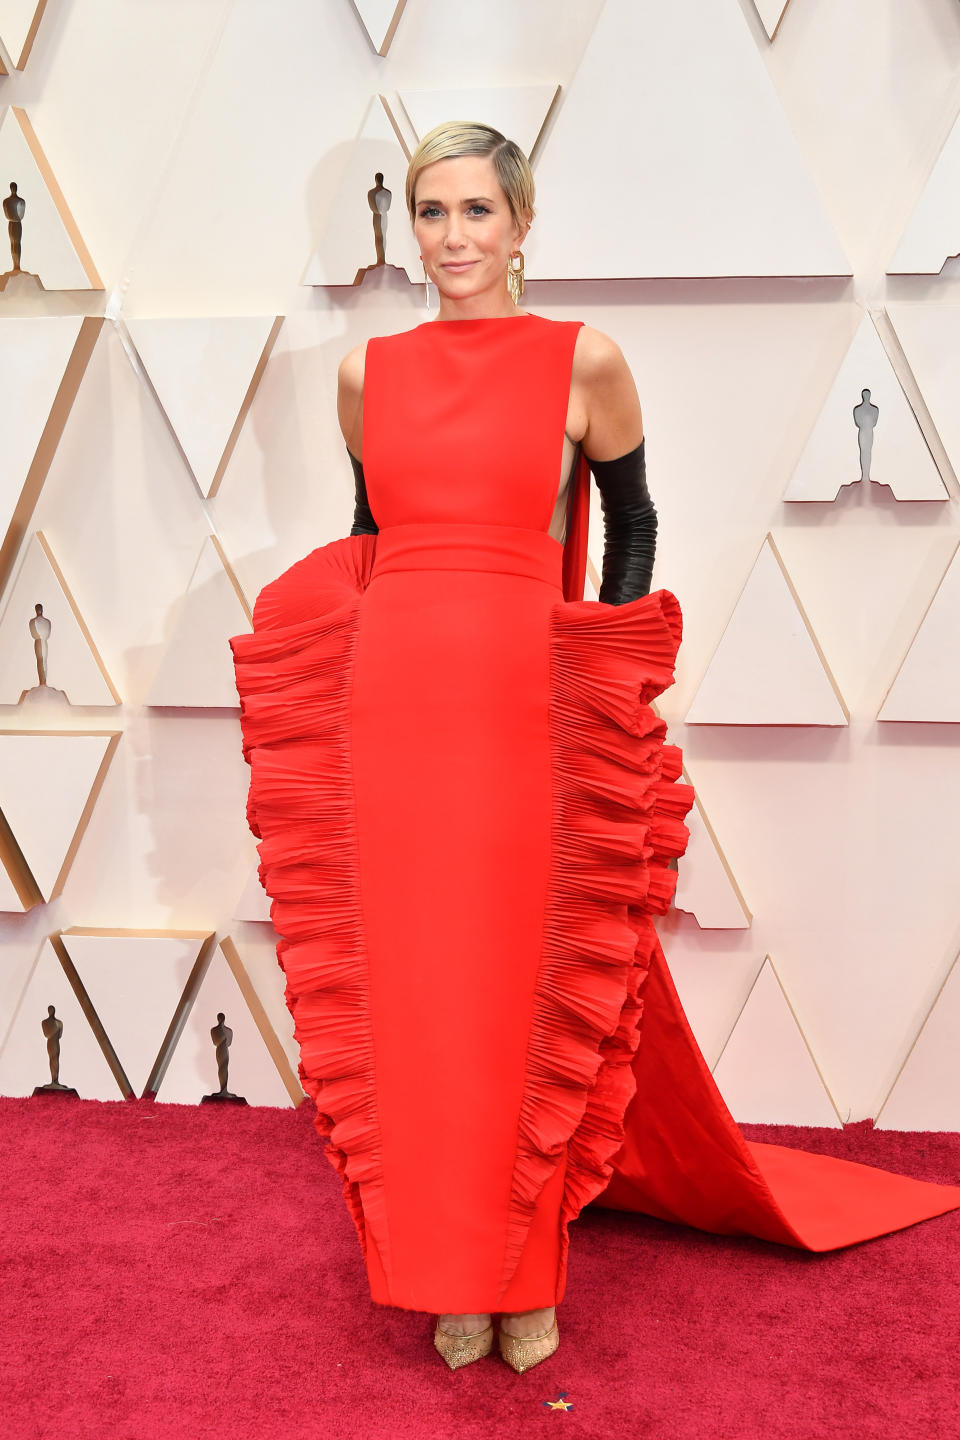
xmin=421 ymin=256 xmax=433 ymax=310
xmin=507 ymin=250 xmax=524 ymax=306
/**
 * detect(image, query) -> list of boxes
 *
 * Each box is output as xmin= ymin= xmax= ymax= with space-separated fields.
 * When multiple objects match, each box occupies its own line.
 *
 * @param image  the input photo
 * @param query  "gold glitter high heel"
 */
xmin=433 ymin=1318 xmax=495 ymax=1370
xmin=497 ymin=1314 xmax=560 ymax=1373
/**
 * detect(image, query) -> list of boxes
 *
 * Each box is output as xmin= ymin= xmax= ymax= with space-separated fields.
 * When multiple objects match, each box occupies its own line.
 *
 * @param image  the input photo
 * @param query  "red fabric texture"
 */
xmin=229 ymin=314 xmax=960 ymax=1315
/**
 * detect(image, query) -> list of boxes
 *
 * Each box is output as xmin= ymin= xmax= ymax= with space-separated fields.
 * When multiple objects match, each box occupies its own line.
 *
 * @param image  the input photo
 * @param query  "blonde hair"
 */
xmin=405 ymin=121 xmax=535 ymax=232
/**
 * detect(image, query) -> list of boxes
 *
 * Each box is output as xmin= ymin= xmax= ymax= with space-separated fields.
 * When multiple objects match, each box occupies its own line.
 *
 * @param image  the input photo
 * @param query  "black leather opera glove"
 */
xmin=347 ymin=448 xmax=379 ymax=536
xmin=585 ymin=438 xmax=657 ymax=603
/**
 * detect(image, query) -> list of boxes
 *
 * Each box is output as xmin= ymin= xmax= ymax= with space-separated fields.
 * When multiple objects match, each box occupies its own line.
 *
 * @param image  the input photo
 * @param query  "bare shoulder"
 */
xmin=572 ymin=324 xmax=644 ymax=458
xmin=572 ymin=323 xmax=627 ymax=380
xmin=337 ymin=339 xmax=368 ymax=459
xmin=337 ymin=339 xmax=368 ymax=399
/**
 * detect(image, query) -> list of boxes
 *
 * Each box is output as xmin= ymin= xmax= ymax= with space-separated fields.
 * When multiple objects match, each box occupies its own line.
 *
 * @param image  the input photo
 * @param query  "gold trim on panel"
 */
xmin=876 ymin=534 xmax=960 ymax=721
xmin=220 ymin=934 xmax=305 ymax=1105
xmin=58 ymin=927 xmax=217 ymax=1100
xmin=49 ymin=930 xmax=132 ymax=1098
xmin=712 ymin=953 xmax=845 ymax=1124
xmin=0 ymin=729 xmax=121 ymax=902
xmin=120 ymin=315 xmax=285 ymax=501
xmin=751 ymin=0 xmax=794 ymax=44
xmin=209 ymin=532 xmax=254 ymax=627
xmin=379 ymin=92 xmax=413 ymax=161
xmin=0 ymin=317 xmax=103 ymax=596
xmin=767 ymin=530 xmax=850 ymax=721
xmin=30 ymin=530 xmax=123 ymax=702
xmin=0 ymin=798 xmax=41 ymax=908
xmin=10 ymin=106 xmax=103 ymax=286
xmin=712 ymin=951 xmax=770 ymax=1069
xmin=51 ymin=731 xmax=121 ymax=901
xmin=349 ymin=0 xmax=410 ymax=58
xmin=873 ymin=946 xmax=959 ymax=1125
xmin=142 ymin=932 xmax=219 ymax=1098
xmin=63 ymin=924 xmax=215 ymax=939
xmin=872 ymin=307 xmax=957 ymax=500
xmin=681 ymin=758 xmax=753 ymax=926
xmin=207 ymin=316 xmax=284 ymax=499
xmin=0 ymin=1 xmax=49 ymax=70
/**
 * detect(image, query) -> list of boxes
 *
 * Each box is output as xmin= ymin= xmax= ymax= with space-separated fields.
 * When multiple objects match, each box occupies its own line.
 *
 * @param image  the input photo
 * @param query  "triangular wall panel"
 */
xmin=145 ymin=535 xmax=252 ymax=708
xmin=669 ymin=951 xmax=766 ymax=1071
xmin=303 ymin=94 xmax=421 ymax=286
xmin=125 ymin=316 xmax=283 ymax=499
xmin=526 ymin=0 xmax=850 ymax=279
xmin=783 ymin=311 xmax=947 ymax=501
xmin=350 ymin=0 xmax=408 ymax=56
xmin=0 ymin=941 xmax=122 ymax=1100
xmin=750 ymin=0 xmax=793 ymax=42
xmin=0 ymin=316 xmax=100 ymax=592
xmin=886 ymin=302 xmax=960 ymax=486
xmin=875 ymin=951 xmax=960 ymax=1131
xmin=0 ymin=107 xmax=101 ymax=288
xmin=226 ymin=928 xmax=301 ymax=1083
xmin=397 ymin=86 xmax=558 ymax=159
xmin=153 ymin=939 xmax=300 ymax=1107
xmin=684 ymin=534 xmax=849 ymax=725
xmin=0 ymin=731 xmax=121 ymax=901
xmin=888 ymin=109 xmax=960 ymax=275
xmin=62 ymin=929 xmax=212 ymax=1098
xmin=878 ymin=537 xmax=960 ymax=722
xmin=712 ymin=957 xmax=843 ymax=1127
xmin=0 ymin=531 xmax=120 ymax=704
xmin=673 ymin=772 xmax=752 ymax=929
xmin=0 ymin=0 xmax=49 ymax=69
xmin=0 ymin=855 xmax=25 ymax=911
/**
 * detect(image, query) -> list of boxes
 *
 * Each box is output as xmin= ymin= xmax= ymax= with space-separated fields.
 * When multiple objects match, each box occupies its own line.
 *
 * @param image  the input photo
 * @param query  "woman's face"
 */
xmin=413 ymin=154 xmax=529 ymax=307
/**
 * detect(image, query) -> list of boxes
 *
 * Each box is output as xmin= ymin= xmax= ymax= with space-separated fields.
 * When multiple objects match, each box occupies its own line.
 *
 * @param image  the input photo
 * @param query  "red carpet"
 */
xmin=2 ymin=1094 xmax=957 ymax=1440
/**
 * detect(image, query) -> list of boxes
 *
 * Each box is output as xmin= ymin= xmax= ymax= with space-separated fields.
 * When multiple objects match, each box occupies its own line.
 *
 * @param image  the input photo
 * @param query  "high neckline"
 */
xmin=416 ymin=312 xmax=539 ymax=329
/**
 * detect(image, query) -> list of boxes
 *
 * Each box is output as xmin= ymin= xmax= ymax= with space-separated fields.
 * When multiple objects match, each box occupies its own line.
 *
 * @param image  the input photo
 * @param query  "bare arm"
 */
xmin=337 ymin=341 xmax=378 ymax=534
xmin=577 ymin=328 xmax=644 ymax=460
xmin=337 ymin=341 xmax=366 ymax=461
xmin=576 ymin=327 xmax=656 ymax=602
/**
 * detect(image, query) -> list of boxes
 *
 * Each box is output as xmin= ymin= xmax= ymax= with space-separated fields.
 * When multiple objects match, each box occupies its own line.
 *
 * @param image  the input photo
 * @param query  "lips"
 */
xmin=443 ymin=261 xmax=476 ymax=270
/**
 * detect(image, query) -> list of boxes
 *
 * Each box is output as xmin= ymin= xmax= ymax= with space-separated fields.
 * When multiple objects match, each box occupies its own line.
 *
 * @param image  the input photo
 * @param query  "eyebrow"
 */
xmin=416 ymin=196 xmax=496 ymax=206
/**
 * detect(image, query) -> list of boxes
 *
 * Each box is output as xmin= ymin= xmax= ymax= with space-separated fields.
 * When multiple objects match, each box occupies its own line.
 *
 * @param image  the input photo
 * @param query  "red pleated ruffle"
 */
xmin=498 ymin=591 xmax=694 ymax=1303
xmin=229 ymin=535 xmax=385 ymax=1271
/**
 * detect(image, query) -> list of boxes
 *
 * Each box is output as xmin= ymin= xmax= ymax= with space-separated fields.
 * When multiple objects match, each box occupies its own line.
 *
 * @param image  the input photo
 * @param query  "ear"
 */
xmin=515 ymin=211 xmax=532 ymax=248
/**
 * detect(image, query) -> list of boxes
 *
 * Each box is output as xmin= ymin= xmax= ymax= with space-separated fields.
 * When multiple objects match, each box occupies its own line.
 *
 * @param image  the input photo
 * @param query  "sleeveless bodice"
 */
xmin=362 ymin=314 xmax=584 ymax=544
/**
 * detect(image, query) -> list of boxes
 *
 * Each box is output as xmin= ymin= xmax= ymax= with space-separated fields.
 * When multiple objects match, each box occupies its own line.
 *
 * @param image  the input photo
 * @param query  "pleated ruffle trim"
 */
xmin=229 ymin=536 xmax=386 ymax=1273
xmin=501 ymin=593 xmax=694 ymax=1303
xmin=229 ymin=534 xmax=694 ymax=1306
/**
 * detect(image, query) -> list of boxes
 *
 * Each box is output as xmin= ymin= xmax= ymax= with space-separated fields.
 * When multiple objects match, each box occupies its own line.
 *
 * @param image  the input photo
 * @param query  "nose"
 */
xmin=442 ymin=214 xmax=467 ymax=249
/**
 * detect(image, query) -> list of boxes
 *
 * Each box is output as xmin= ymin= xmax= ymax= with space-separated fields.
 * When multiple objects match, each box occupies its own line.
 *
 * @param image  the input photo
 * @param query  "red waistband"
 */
xmin=370 ymin=522 xmax=564 ymax=587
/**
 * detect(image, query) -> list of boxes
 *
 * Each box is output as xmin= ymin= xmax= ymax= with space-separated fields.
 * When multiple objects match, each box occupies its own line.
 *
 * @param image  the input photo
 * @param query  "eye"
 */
xmin=417 ymin=205 xmax=491 ymax=219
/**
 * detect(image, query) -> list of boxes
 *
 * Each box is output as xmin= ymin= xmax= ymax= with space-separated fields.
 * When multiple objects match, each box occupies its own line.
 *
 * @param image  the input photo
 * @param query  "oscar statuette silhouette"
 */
xmin=200 ymin=1012 xmax=247 ymax=1105
xmin=32 ymin=1005 xmax=79 ymax=1097
xmin=1 ymin=181 xmax=43 ymax=293
xmin=853 ymin=387 xmax=880 ymax=485
xmin=354 ymin=171 xmax=410 ymax=289
xmin=19 ymin=603 xmax=69 ymax=706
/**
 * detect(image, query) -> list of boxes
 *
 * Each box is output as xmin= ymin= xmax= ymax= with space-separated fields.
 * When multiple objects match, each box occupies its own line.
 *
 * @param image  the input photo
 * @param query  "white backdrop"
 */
xmin=1 ymin=0 xmax=960 ymax=1129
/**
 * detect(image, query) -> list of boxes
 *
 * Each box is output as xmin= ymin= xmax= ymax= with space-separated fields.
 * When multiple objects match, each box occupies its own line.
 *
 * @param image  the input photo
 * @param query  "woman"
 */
xmin=230 ymin=122 xmax=960 ymax=1376
xmin=338 ymin=126 xmax=658 ymax=1371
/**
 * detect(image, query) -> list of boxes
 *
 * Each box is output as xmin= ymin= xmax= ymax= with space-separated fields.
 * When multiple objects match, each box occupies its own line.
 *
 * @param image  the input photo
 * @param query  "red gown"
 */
xmin=229 ymin=313 xmax=960 ymax=1315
